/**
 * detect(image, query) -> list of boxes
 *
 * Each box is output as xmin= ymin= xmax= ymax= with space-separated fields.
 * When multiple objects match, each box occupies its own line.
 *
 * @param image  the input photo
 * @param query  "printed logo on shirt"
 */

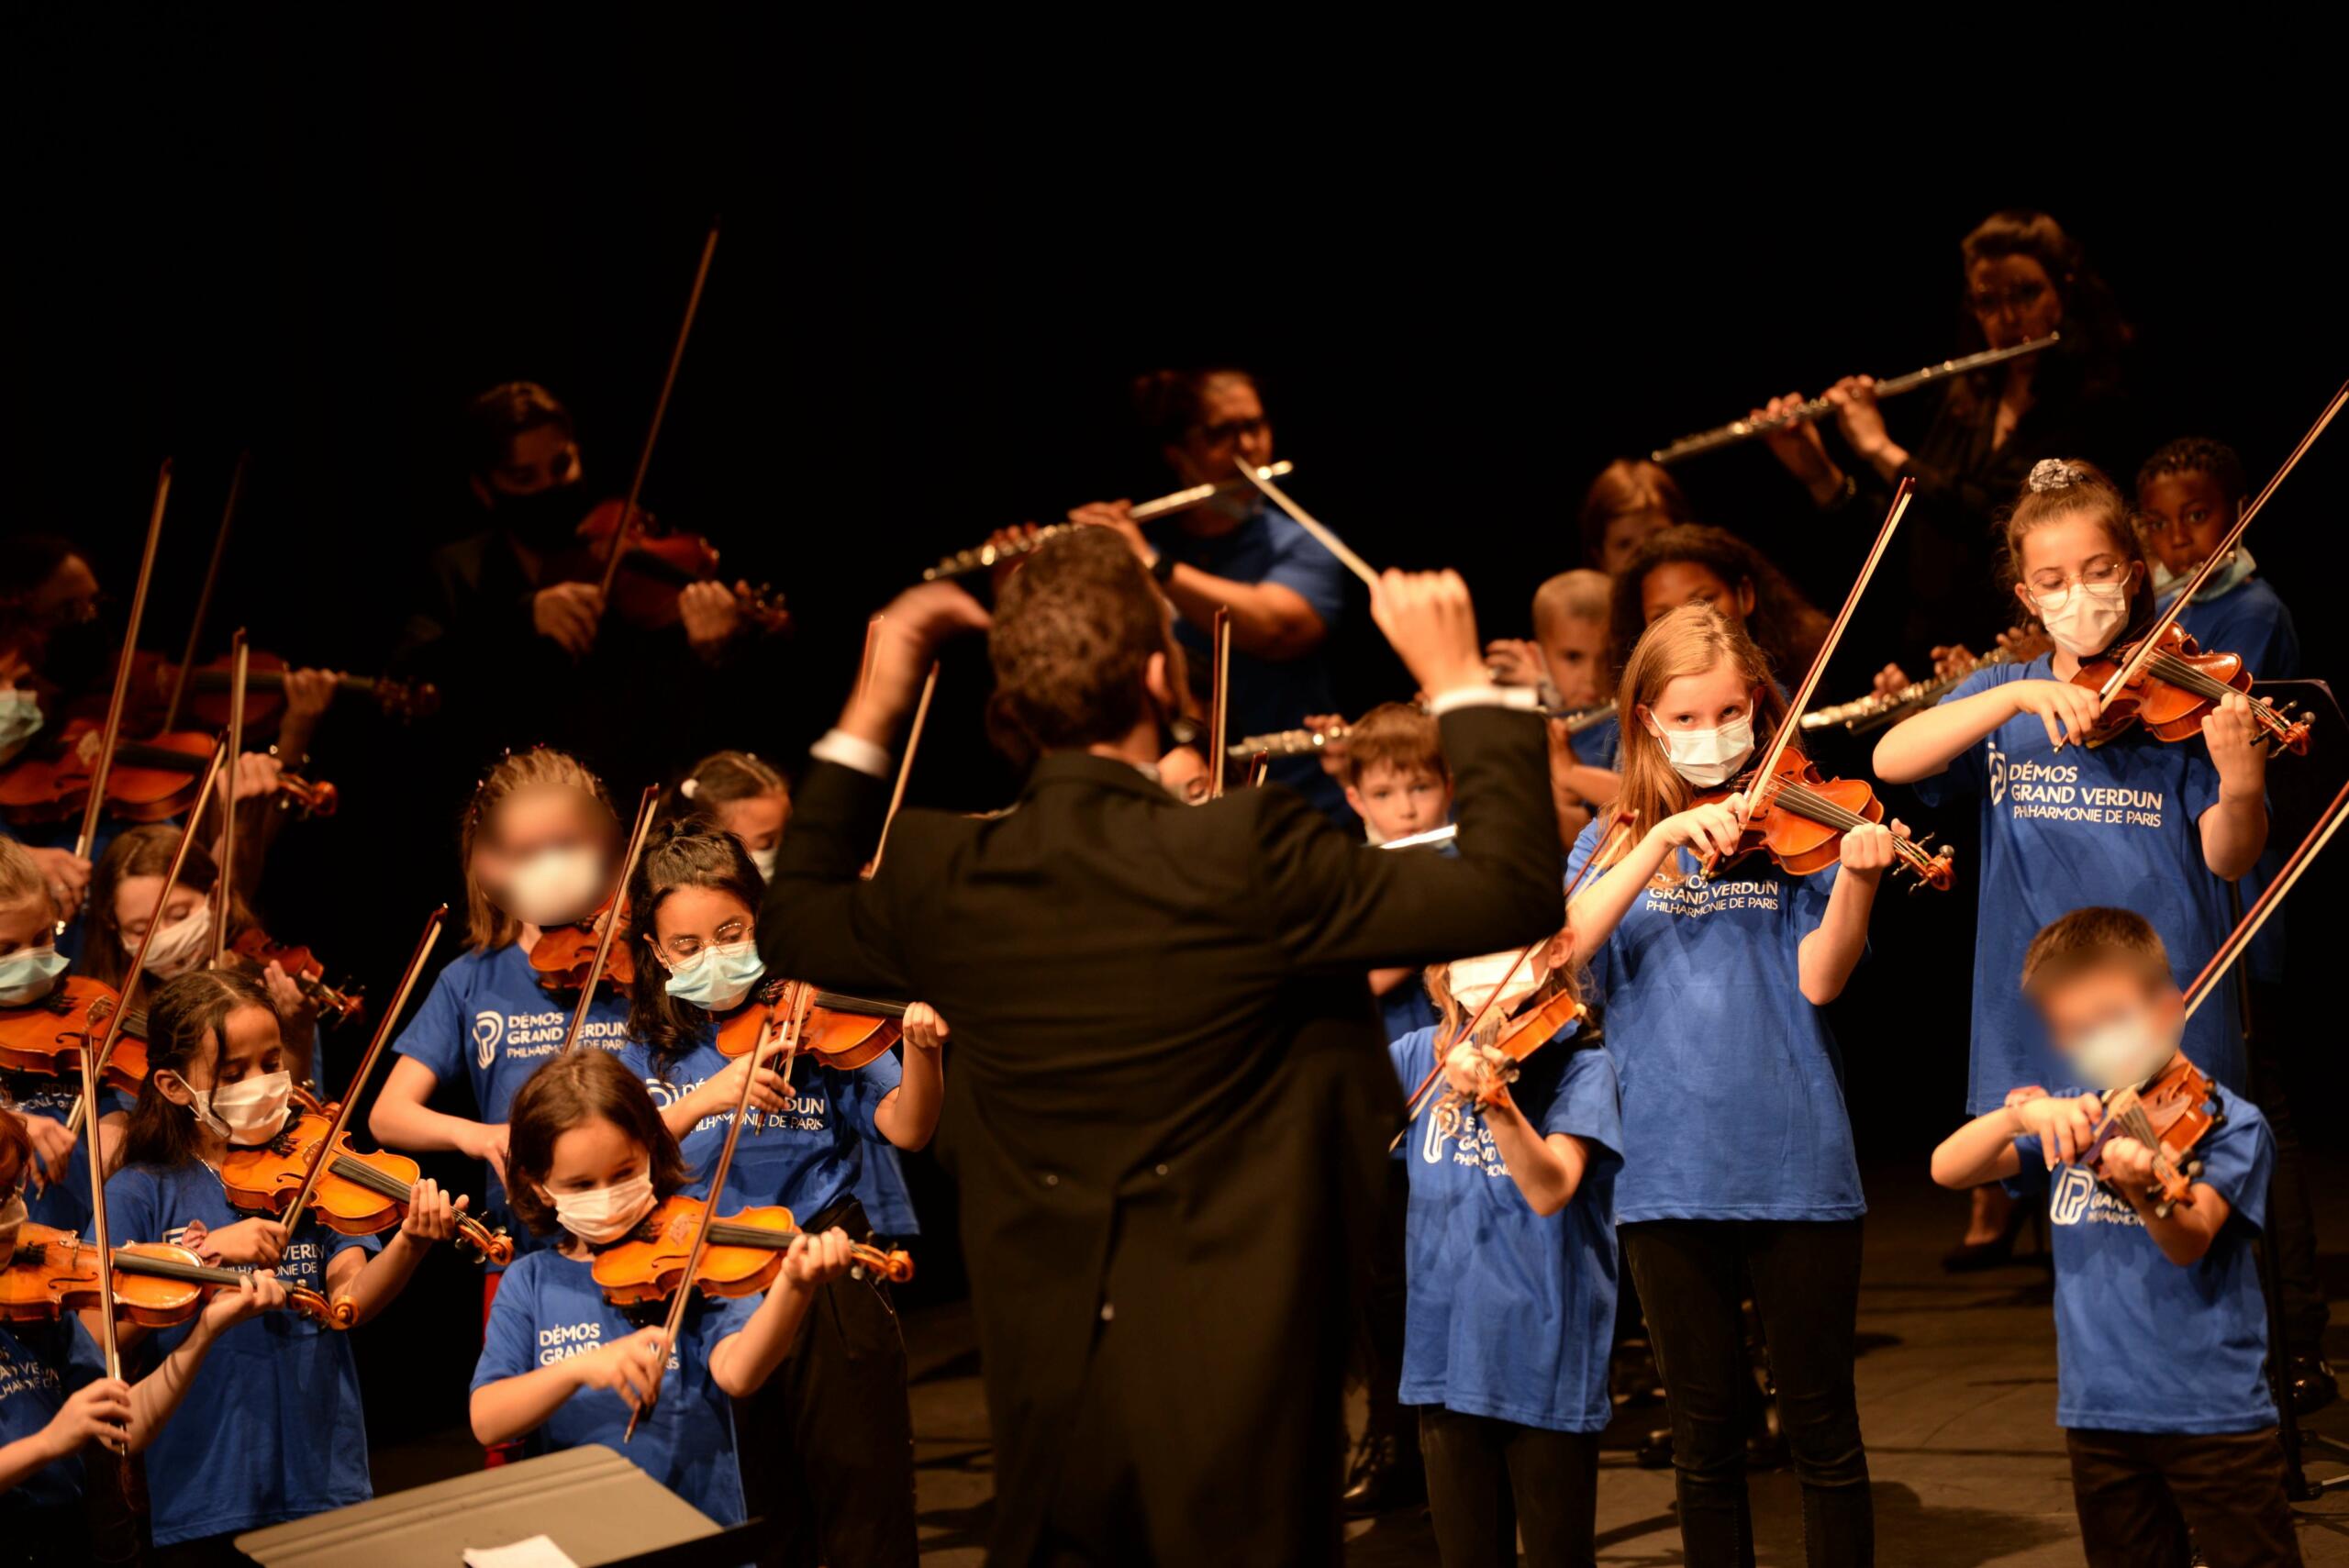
xmin=1988 ymin=742 xmax=2008 ymax=806
xmin=473 ymin=1010 xmax=505 ymax=1070
xmin=1641 ymin=875 xmax=1780 ymax=917
xmin=160 ymin=1225 xmax=333 ymax=1285
xmin=642 ymin=1073 xmax=831 ymax=1136
xmin=0 ymin=1343 xmax=64 ymax=1401
xmin=474 ymin=1009 xmax=626 ymax=1069
xmin=1419 ymin=1095 xmax=1510 ymax=1180
xmin=2048 ymin=1164 xmax=2144 ymax=1230
xmin=1992 ymin=745 xmax=2168 ymax=830
xmin=536 ymin=1320 xmax=681 ymax=1372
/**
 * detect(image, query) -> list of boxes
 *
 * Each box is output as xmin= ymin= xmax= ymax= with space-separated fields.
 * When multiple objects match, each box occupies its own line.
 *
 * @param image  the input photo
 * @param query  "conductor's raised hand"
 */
xmin=843 ymin=583 xmax=991 ymax=746
xmin=1370 ymin=571 xmax=1484 ymax=700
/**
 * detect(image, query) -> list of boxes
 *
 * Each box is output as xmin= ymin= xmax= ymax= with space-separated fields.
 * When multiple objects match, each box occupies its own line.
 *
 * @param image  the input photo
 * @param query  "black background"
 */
xmin=8 ymin=18 xmax=2346 ymax=1441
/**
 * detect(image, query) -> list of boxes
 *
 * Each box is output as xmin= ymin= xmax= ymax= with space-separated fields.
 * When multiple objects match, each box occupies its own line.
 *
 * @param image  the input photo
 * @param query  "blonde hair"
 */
xmin=0 ymin=839 xmax=46 ymax=911
xmin=1605 ymin=603 xmax=1786 ymax=881
xmin=1424 ymin=944 xmax=1577 ymax=1048
xmin=460 ymin=748 xmax=618 ymax=949
xmin=659 ymin=750 xmax=788 ymax=828
xmin=1531 ymin=570 xmax=1610 ymax=646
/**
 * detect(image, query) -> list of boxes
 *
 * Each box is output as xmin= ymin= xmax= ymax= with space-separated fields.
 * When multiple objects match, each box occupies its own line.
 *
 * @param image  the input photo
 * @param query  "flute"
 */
xmin=921 ymin=462 xmax=1296 ymax=582
xmin=1230 ymin=702 xmax=1616 ymax=762
xmin=1800 ymin=648 xmax=2017 ymax=735
xmin=1650 ymin=334 xmax=2059 ymax=465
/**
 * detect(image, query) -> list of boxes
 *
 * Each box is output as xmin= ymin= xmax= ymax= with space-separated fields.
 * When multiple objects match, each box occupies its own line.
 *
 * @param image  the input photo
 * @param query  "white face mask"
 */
xmin=1446 ymin=950 xmax=1544 ymax=1019
xmin=2152 ymin=546 xmax=2255 ymax=609
xmin=187 ymin=1070 xmax=294 ymax=1141
xmin=2032 ymin=579 xmax=2132 ymax=659
xmin=2071 ymin=1012 xmax=2180 ymax=1094
xmin=0 ymin=945 xmax=69 ymax=1006
xmin=0 ymin=1192 xmax=26 ymax=1269
xmin=548 ymin=1170 xmax=657 ymax=1244
xmin=501 ymin=846 xmax=607 ymax=928
xmin=748 ymin=845 xmax=778 ymax=883
xmin=132 ymin=904 xmax=214 ymax=980
xmin=1649 ymin=711 xmax=1755 ymax=788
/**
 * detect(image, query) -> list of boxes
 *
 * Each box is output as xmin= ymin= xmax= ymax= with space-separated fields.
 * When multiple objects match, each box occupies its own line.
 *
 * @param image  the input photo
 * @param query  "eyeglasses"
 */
xmin=1194 ymin=416 xmax=1267 ymax=445
xmin=2027 ymin=558 xmax=2133 ymax=608
xmin=661 ymin=917 xmax=751 ymax=960
xmin=1970 ymin=282 xmax=2049 ymax=316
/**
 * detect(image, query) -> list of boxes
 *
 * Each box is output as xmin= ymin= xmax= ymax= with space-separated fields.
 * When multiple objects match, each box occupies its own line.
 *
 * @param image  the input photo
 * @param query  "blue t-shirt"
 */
xmin=618 ymin=1033 xmax=898 ymax=1221
xmin=852 ymin=1131 xmax=918 ymax=1238
xmin=1914 ymin=656 xmax=2244 ymax=1112
xmin=392 ymin=943 xmax=631 ymax=1260
xmin=1567 ymin=711 xmax=1621 ymax=773
xmin=1379 ymin=981 xmax=1441 ymax=1046
xmin=1152 ymin=501 xmax=1349 ymax=817
xmin=3 ymin=1073 xmax=131 ymax=1236
xmin=106 ymin=1157 xmax=381 ymax=1547
xmin=472 ymin=1247 xmax=757 ymax=1525
xmin=2014 ymin=1082 xmax=2277 ymax=1434
xmin=1390 ymin=1027 xmax=1620 ymax=1432
xmin=2176 ymin=576 xmax=2299 ymax=984
xmin=0 ymin=1318 xmax=106 ymax=1515
xmin=1565 ymin=820 xmax=1863 ymax=1222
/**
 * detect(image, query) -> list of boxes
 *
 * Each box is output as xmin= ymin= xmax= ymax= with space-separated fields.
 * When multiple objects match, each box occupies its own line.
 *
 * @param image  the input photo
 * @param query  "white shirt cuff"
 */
xmin=1425 ymin=684 xmax=1538 ymax=717
xmin=811 ymin=728 xmax=893 ymax=779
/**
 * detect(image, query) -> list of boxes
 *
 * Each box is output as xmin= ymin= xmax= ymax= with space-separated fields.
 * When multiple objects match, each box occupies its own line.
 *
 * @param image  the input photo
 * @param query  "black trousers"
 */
xmin=732 ymin=1199 xmax=919 ymax=1568
xmin=1418 ymin=1407 xmax=1598 ymax=1568
xmin=1359 ymin=1158 xmax=1417 ymax=1448
xmin=2249 ymin=980 xmax=2326 ymax=1357
xmin=1622 ymin=1218 xmax=1872 ymax=1568
xmin=2065 ymin=1426 xmax=2302 ymax=1568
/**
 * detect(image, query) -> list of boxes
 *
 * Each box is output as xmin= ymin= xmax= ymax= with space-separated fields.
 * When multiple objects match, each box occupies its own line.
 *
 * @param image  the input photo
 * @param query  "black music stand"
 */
xmin=234 ymin=1445 xmax=762 ymax=1568
xmin=2242 ymin=680 xmax=2349 ymax=1498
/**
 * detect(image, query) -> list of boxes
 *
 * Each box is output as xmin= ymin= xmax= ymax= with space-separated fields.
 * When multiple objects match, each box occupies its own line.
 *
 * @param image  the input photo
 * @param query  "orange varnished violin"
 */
xmin=0 ymin=975 xmax=147 ymax=1096
xmin=1433 ymin=988 xmax=1593 ymax=1140
xmin=2078 ymin=1057 xmax=2220 ymax=1219
xmin=0 ymin=1221 xmax=351 ymax=1329
xmin=532 ymin=895 xmax=637 ymax=994
xmin=0 ymin=718 xmax=337 ymax=825
xmin=2071 ymin=622 xmax=2310 ymax=754
xmin=228 ymin=926 xmax=363 ymax=1028
xmin=715 ymin=977 xmax=907 ymax=1073
xmin=593 ymin=1194 xmax=911 ymax=1307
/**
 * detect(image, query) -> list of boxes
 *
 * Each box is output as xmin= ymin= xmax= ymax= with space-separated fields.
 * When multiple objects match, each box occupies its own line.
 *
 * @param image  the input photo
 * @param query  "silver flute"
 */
xmin=1230 ymin=701 xmax=1615 ymax=762
xmin=921 ymin=462 xmax=1297 ymax=581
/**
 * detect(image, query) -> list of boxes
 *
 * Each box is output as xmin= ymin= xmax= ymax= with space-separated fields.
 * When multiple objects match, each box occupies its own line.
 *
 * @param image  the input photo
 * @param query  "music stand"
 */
xmin=234 ymin=1445 xmax=761 ymax=1568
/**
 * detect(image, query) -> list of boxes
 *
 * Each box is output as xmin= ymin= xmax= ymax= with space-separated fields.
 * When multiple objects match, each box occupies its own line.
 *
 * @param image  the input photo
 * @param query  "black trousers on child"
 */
xmin=1622 ymin=1218 xmax=1872 ymax=1568
xmin=732 ymin=1198 xmax=919 ymax=1568
xmin=2065 ymin=1426 xmax=2302 ymax=1568
xmin=1418 ymin=1407 xmax=1597 ymax=1568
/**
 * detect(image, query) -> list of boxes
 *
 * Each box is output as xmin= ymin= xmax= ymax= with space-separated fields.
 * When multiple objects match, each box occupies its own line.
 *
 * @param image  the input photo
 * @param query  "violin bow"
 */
xmin=75 ymin=1028 xmax=128 ymax=1456
xmin=275 ymin=906 xmax=448 ymax=1232
xmin=625 ymin=981 xmax=809 ymax=1442
xmin=1232 ymin=457 xmax=1380 ymax=590
xmin=2183 ymin=778 xmax=2349 ymax=1020
xmin=71 ymin=461 xmax=173 ymax=868
xmin=68 ymin=740 xmax=229 ymax=1136
xmin=212 ymin=632 xmax=250 ymax=969
xmin=1207 ymin=609 xmax=1232 ymax=801
xmin=1389 ymin=811 xmax=1631 ymax=1147
xmin=561 ymin=786 xmax=662 ymax=1055
xmin=160 ymin=452 xmax=245 ymax=734
xmin=868 ymin=662 xmax=938 ymax=876
xmin=2093 ymin=382 xmax=2348 ymax=717
xmin=596 ymin=223 xmax=722 ymax=608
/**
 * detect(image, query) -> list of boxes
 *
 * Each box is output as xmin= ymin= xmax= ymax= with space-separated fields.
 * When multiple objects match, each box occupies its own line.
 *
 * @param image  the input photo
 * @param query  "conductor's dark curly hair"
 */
xmin=985 ymin=528 xmax=1179 ymax=766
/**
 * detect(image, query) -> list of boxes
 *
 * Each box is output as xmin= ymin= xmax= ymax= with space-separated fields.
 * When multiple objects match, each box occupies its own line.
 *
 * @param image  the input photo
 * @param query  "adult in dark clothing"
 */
xmin=759 ymin=530 xmax=1560 ymax=1565
xmin=1754 ymin=210 xmax=2136 ymax=669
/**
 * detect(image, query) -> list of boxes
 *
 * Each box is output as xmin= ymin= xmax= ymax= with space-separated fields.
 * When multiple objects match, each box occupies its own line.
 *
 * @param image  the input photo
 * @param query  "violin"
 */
xmin=0 ymin=718 xmax=337 ymax=825
xmin=228 ymin=926 xmax=363 ymax=1028
xmin=593 ymin=1194 xmax=911 ymax=1307
xmin=0 ymin=1222 xmax=351 ymax=1329
xmin=0 ymin=976 xmax=147 ymax=1096
xmin=2070 ymin=622 xmax=2310 ymax=754
xmin=1695 ymin=747 xmax=1954 ymax=891
xmin=531 ymin=895 xmax=636 ymax=993
xmin=716 ymin=978 xmax=906 ymax=1073
xmin=542 ymin=500 xmax=790 ymax=637
xmin=2077 ymin=1057 xmax=2221 ymax=1218
xmin=218 ymin=1084 xmax=512 ymax=1264
xmin=1431 ymin=988 xmax=1590 ymax=1142
xmin=125 ymin=648 xmax=440 ymax=732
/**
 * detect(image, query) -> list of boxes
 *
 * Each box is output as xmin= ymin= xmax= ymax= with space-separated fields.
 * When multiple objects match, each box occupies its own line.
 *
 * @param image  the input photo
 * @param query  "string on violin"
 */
xmin=560 ymin=785 xmax=662 ymax=1055
xmin=72 ymin=460 xmax=173 ymax=870
xmin=160 ymin=450 xmax=244 ymax=735
xmin=595 ymin=222 xmax=721 ymax=615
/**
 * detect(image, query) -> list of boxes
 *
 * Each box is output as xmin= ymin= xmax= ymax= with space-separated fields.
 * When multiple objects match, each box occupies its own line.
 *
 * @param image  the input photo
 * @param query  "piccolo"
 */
xmin=921 ymin=462 xmax=1297 ymax=582
xmin=1230 ymin=701 xmax=1615 ymax=762
xmin=1650 ymin=334 xmax=2060 ymax=465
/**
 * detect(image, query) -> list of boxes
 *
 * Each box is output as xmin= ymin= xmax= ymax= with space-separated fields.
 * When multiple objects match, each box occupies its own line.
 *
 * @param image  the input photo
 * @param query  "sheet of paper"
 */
xmin=462 ymin=1537 xmax=582 ymax=1568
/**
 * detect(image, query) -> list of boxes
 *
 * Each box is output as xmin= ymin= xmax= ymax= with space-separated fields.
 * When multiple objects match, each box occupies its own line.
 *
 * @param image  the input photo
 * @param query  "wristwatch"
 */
xmin=1148 ymin=549 xmax=1178 ymax=586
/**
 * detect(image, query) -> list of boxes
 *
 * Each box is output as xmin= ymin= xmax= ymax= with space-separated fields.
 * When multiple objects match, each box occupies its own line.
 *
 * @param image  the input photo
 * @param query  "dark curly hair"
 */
xmin=462 ymin=381 xmax=573 ymax=481
xmin=503 ymin=1049 xmax=691 ymax=1239
xmin=2136 ymin=437 xmax=2247 ymax=506
xmin=1131 ymin=365 xmax=1261 ymax=450
xmin=1610 ymin=525 xmax=1830 ymax=685
xmin=624 ymin=817 xmax=768 ymax=1063
xmin=985 ymin=528 xmax=1175 ymax=766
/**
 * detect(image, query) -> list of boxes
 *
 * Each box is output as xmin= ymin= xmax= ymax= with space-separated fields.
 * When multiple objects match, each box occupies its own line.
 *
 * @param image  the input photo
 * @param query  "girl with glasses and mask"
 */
xmin=618 ymin=818 xmax=941 ymax=1568
xmin=105 ymin=969 xmax=464 ymax=1562
xmin=470 ymin=1049 xmax=852 ymax=1536
xmin=1560 ymin=601 xmax=1902 ymax=1566
xmin=369 ymin=747 xmax=632 ymax=1365
xmin=1875 ymin=459 xmax=2267 ymax=1270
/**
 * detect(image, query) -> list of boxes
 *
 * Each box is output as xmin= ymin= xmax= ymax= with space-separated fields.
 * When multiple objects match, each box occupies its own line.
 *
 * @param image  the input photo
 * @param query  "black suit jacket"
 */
xmin=762 ymin=705 xmax=1557 ymax=1565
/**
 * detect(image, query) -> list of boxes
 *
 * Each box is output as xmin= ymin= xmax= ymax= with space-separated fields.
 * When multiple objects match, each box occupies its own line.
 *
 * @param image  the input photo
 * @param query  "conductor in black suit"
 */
xmin=760 ymin=528 xmax=1560 ymax=1565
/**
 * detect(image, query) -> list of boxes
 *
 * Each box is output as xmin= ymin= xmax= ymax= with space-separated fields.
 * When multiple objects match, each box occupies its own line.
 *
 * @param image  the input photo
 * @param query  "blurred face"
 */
xmin=1157 ymin=745 xmax=1211 ymax=805
xmin=2039 ymin=963 xmax=2181 ymax=1058
xmin=482 ymin=422 xmax=582 ymax=500
xmin=28 ymin=554 xmax=101 ymax=628
xmin=1599 ymin=511 xmax=1671 ymax=578
xmin=157 ymin=1005 xmax=283 ymax=1103
xmin=1538 ymin=612 xmax=1609 ymax=708
xmin=1345 ymin=762 xmax=1450 ymax=841
xmin=1966 ymin=253 xmax=2064 ymax=351
xmin=2012 ymin=514 xmax=2138 ymax=648
xmin=715 ymin=792 xmax=789 ymax=857
xmin=1166 ymin=375 xmax=1273 ymax=536
xmin=0 ymin=894 xmax=50 ymax=954
xmin=2136 ymin=471 xmax=2236 ymax=580
xmin=1640 ymin=653 xmax=1753 ymax=739
xmin=1641 ymin=562 xmax=1752 ymax=633
xmin=649 ymin=883 xmax=755 ymax=968
xmin=114 ymin=873 xmax=207 ymax=947
xmin=536 ymin=1117 xmax=649 ymax=1205
xmin=476 ymin=786 xmax=608 ymax=895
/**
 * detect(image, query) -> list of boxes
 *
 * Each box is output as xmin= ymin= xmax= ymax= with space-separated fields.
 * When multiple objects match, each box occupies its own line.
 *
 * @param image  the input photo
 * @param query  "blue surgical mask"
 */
xmin=662 ymin=939 xmax=766 ymax=1013
xmin=0 ymin=945 xmax=68 ymax=1006
xmin=2153 ymin=546 xmax=2256 ymax=609
xmin=0 ymin=688 xmax=43 ymax=762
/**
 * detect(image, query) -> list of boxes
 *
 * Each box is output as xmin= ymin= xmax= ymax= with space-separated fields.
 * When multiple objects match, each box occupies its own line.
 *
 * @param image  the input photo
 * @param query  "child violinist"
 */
xmin=103 ymin=969 xmax=465 ymax=1560
xmin=1392 ymin=940 xmax=1621 ymax=1568
xmin=469 ymin=1049 xmax=853 ymax=1530
xmin=1875 ymin=459 xmax=2266 ymax=1269
xmin=619 ymin=818 xmax=940 ymax=1566
xmin=1328 ymin=704 xmax=1452 ymax=1041
xmin=370 ymin=747 xmax=633 ymax=1317
xmin=1932 ymin=907 xmax=2299 ymax=1568
xmin=1561 ymin=601 xmax=1896 ymax=1564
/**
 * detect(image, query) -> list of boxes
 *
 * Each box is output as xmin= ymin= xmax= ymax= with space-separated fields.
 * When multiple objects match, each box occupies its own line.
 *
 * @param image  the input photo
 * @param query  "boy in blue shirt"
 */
xmin=1932 ymin=906 xmax=2298 ymax=1568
